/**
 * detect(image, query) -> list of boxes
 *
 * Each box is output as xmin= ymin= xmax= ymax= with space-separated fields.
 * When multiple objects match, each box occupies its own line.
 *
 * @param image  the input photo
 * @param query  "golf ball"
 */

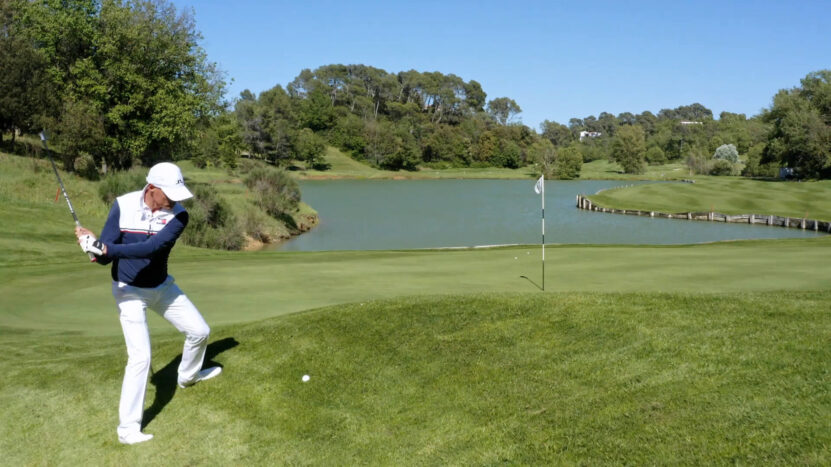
xmin=302 ymin=374 xmax=310 ymax=382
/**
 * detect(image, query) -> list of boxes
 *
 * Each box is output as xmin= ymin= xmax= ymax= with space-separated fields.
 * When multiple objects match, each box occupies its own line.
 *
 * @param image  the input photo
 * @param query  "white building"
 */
xmin=579 ymin=130 xmax=602 ymax=141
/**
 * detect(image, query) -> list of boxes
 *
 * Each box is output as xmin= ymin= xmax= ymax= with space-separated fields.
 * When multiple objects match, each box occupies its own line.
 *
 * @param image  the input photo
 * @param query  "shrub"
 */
xmin=244 ymin=167 xmax=301 ymax=219
xmin=685 ymin=148 xmax=712 ymax=175
xmin=645 ymin=146 xmax=667 ymax=165
xmin=492 ymin=140 xmax=522 ymax=169
xmin=73 ymin=152 xmax=99 ymax=180
xmin=552 ymin=146 xmax=582 ymax=180
xmin=240 ymin=205 xmax=272 ymax=243
xmin=98 ymin=169 xmax=146 ymax=205
xmin=709 ymin=159 xmax=735 ymax=176
xmin=180 ymin=184 xmax=245 ymax=250
xmin=236 ymin=157 xmax=267 ymax=175
xmin=713 ymin=144 xmax=739 ymax=163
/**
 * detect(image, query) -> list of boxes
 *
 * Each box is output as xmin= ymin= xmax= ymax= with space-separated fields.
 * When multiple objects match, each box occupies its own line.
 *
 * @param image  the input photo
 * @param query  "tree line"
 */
xmin=200 ymin=66 xmax=830 ymax=180
xmin=1 ymin=0 xmax=829 ymax=180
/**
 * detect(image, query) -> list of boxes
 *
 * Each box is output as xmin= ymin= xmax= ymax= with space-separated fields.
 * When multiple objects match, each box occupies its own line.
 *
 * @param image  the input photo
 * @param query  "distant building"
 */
xmin=579 ymin=130 xmax=602 ymax=141
xmin=680 ymin=121 xmax=703 ymax=125
xmin=779 ymin=167 xmax=795 ymax=179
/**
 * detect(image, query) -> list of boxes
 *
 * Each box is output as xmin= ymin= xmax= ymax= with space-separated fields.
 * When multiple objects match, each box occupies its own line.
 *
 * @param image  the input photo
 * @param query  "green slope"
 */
xmin=2 ymin=292 xmax=829 ymax=464
xmin=590 ymin=177 xmax=831 ymax=221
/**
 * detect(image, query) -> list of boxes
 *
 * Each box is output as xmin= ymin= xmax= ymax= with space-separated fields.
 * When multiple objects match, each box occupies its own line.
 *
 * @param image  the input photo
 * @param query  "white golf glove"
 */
xmin=79 ymin=234 xmax=105 ymax=256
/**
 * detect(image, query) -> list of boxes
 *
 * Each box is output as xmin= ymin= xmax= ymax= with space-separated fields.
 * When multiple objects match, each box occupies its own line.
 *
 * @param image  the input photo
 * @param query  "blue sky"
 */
xmin=170 ymin=0 xmax=830 ymax=130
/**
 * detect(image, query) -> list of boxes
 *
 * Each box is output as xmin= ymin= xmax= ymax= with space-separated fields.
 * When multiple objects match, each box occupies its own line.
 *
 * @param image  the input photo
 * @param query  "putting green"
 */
xmin=3 ymin=237 xmax=830 ymax=335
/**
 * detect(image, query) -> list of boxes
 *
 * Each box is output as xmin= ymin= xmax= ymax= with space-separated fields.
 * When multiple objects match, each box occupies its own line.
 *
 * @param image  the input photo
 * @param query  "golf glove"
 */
xmin=79 ymin=234 xmax=105 ymax=256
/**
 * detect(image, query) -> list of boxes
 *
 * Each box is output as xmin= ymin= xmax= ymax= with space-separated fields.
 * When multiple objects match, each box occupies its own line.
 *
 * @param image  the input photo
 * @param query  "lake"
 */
xmin=276 ymin=179 xmax=825 ymax=251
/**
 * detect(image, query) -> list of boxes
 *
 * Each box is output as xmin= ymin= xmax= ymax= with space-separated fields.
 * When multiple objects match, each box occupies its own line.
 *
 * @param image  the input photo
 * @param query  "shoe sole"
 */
xmin=178 ymin=366 xmax=222 ymax=388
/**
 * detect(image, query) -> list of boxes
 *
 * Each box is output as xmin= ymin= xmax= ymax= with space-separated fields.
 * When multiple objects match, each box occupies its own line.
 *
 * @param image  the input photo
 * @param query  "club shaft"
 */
xmin=40 ymin=132 xmax=95 ymax=261
xmin=47 ymin=153 xmax=81 ymax=227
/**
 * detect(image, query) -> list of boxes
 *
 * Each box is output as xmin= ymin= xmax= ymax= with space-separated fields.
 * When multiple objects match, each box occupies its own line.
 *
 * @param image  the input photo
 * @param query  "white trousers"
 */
xmin=112 ymin=276 xmax=210 ymax=437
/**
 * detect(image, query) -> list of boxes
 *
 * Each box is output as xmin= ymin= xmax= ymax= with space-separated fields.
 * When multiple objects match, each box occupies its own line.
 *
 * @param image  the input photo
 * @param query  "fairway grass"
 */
xmin=2 ymin=292 xmax=829 ymax=464
xmin=590 ymin=177 xmax=831 ymax=221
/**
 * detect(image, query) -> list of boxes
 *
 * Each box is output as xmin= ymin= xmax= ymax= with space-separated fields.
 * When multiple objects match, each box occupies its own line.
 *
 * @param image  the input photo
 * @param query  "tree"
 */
xmin=597 ymin=111 xmax=617 ymax=136
xmin=610 ymin=125 xmax=646 ymax=174
xmin=193 ymin=112 xmax=243 ymax=169
xmin=493 ymin=139 xmax=522 ymax=168
xmin=713 ymin=143 xmax=739 ymax=163
xmin=293 ymin=127 xmax=327 ymax=169
xmin=540 ymin=120 xmax=573 ymax=146
xmin=20 ymin=0 xmax=226 ymax=169
xmin=742 ymin=143 xmax=777 ymax=178
xmin=0 ymin=0 xmax=55 ymax=141
xmin=617 ymin=112 xmax=636 ymax=126
xmin=298 ymin=88 xmax=335 ymax=131
xmin=463 ymin=79 xmax=486 ymax=113
xmin=635 ymin=111 xmax=657 ymax=135
xmin=658 ymin=103 xmax=713 ymax=121
xmin=763 ymin=83 xmax=831 ymax=178
xmin=645 ymin=145 xmax=666 ymax=165
xmin=553 ymin=145 xmax=582 ymax=180
xmin=800 ymin=70 xmax=831 ymax=120
xmin=363 ymin=119 xmax=418 ymax=170
xmin=486 ymin=97 xmax=521 ymax=125
xmin=422 ymin=125 xmax=469 ymax=165
xmin=528 ymin=139 xmax=556 ymax=176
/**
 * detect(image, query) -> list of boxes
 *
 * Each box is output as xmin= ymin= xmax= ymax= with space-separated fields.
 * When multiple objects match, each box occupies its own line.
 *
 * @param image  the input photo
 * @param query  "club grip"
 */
xmin=88 ymin=252 xmax=97 ymax=262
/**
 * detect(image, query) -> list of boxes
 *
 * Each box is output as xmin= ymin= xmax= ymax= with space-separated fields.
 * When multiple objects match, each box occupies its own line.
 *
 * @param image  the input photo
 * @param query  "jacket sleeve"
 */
xmin=95 ymin=202 xmax=122 ymax=266
xmin=104 ymin=212 xmax=189 ymax=259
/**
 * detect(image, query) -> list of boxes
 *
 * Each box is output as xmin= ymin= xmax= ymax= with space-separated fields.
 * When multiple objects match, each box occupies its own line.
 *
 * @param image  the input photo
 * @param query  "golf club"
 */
xmin=39 ymin=131 xmax=96 ymax=262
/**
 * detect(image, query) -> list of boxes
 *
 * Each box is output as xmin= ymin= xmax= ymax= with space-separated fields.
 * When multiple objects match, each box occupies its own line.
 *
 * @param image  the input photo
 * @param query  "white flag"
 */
xmin=534 ymin=175 xmax=544 ymax=195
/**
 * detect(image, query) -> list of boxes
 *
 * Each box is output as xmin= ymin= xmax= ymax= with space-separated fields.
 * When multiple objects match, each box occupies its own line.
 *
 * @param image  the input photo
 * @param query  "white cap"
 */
xmin=146 ymin=162 xmax=193 ymax=201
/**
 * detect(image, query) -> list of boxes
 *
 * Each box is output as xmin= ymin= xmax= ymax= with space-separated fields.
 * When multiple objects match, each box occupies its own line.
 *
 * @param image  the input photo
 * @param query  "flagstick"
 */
xmin=541 ymin=178 xmax=545 ymax=291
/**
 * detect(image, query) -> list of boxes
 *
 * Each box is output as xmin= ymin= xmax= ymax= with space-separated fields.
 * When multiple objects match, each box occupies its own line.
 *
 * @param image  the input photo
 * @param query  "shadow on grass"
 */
xmin=520 ymin=275 xmax=543 ymax=291
xmin=142 ymin=337 xmax=239 ymax=430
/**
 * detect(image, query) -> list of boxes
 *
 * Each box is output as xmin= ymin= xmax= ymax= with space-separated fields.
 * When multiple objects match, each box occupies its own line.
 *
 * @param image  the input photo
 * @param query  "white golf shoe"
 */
xmin=178 ymin=366 xmax=222 ymax=388
xmin=118 ymin=432 xmax=153 ymax=445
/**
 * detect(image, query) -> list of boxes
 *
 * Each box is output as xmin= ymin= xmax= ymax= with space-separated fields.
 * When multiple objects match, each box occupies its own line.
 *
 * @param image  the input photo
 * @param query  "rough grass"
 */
xmin=1 ymin=292 xmax=829 ymax=464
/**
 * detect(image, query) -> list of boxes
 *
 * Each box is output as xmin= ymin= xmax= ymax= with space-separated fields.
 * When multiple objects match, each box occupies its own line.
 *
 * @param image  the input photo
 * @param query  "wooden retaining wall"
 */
xmin=576 ymin=195 xmax=831 ymax=233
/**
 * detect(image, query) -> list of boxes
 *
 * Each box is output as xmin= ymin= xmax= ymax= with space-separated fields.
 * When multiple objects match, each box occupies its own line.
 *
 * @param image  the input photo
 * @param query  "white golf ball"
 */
xmin=302 ymin=374 xmax=310 ymax=382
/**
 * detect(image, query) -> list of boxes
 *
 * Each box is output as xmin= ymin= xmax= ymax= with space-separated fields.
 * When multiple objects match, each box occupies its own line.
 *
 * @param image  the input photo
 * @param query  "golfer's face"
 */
xmin=147 ymin=185 xmax=173 ymax=210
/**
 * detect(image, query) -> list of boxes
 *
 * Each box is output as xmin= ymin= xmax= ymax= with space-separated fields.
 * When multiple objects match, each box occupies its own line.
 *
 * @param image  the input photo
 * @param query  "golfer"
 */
xmin=76 ymin=162 xmax=221 ymax=445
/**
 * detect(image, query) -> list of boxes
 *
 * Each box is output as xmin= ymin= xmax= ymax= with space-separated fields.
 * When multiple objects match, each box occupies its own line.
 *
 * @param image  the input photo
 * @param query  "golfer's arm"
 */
xmin=95 ymin=203 xmax=121 ymax=266
xmin=105 ymin=213 xmax=188 ymax=259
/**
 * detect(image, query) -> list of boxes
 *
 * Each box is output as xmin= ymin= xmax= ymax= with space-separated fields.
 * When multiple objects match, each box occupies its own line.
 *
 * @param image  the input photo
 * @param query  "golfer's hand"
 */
xmin=75 ymin=226 xmax=95 ymax=239
xmin=79 ymin=234 xmax=106 ymax=256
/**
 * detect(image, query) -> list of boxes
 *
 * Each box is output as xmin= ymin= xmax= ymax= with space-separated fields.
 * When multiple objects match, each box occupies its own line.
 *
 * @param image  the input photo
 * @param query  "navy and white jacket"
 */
xmin=97 ymin=187 xmax=189 ymax=288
